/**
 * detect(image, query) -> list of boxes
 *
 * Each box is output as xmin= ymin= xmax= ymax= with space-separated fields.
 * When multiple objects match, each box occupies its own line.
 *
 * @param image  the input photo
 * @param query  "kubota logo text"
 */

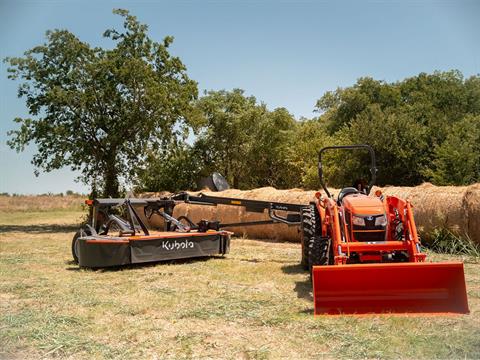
xmin=162 ymin=240 xmax=194 ymax=251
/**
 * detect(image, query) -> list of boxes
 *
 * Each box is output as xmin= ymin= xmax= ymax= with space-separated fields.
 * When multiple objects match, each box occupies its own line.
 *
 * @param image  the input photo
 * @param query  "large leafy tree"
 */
xmin=312 ymin=71 xmax=480 ymax=187
xmin=5 ymin=9 xmax=197 ymax=197
xmin=425 ymin=115 xmax=480 ymax=185
xmin=136 ymin=90 xmax=299 ymax=192
xmin=316 ymin=71 xmax=478 ymax=139
xmin=335 ymin=105 xmax=429 ymax=186
xmin=285 ymin=118 xmax=332 ymax=189
xmin=193 ymin=89 xmax=262 ymax=188
xmin=244 ymin=107 xmax=298 ymax=188
xmin=192 ymin=89 xmax=297 ymax=189
xmin=135 ymin=140 xmax=201 ymax=193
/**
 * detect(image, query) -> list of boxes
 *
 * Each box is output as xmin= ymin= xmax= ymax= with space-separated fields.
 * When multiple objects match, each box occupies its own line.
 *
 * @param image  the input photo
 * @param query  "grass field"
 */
xmin=0 ymin=203 xmax=479 ymax=359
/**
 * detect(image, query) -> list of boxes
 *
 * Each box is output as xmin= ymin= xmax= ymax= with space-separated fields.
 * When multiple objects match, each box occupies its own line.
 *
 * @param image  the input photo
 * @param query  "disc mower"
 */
xmin=303 ymin=145 xmax=469 ymax=315
xmin=72 ymin=193 xmax=303 ymax=268
xmin=72 ymin=198 xmax=233 ymax=268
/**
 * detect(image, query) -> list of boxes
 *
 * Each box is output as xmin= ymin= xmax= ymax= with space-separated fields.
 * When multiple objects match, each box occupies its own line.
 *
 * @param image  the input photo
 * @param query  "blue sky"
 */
xmin=0 ymin=0 xmax=479 ymax=194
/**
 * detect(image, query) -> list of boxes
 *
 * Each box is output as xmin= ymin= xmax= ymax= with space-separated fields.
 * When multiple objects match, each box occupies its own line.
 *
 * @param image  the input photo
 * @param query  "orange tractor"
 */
xmin=302 ymin=145 xmax=469 ymax=315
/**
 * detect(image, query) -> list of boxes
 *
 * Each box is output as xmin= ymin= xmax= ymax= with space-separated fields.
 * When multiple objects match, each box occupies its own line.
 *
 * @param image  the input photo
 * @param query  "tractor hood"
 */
xmin=342 ymin=194 xmax=384 ymax=216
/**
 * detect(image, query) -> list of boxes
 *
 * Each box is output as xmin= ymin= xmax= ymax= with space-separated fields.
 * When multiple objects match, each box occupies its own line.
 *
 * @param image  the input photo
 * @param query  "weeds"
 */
xmin=428 ymin=228 xmax=480 ymax=257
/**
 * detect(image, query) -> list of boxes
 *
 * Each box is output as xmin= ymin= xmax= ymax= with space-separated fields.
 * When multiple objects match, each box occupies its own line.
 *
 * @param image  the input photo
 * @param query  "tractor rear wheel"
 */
xmin=307 ymin=205 xmax=332 ymax=274
xmin=301 ymin=204 xmax=317 ymax=270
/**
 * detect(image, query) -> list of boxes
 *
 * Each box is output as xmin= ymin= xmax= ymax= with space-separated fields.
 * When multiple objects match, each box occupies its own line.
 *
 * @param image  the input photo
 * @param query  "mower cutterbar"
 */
xmin=76 ymin=231 xmax=230 ymax=268
xmin=73 ymin=198 xmax=231 ymax=268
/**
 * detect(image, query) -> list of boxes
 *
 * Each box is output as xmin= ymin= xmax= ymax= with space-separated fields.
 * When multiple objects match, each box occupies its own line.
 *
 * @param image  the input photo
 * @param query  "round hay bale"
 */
xmin=376 ymin=183 xmax=469 ymax=240
xmin=463 ymin=184 xmax=480 ymax=245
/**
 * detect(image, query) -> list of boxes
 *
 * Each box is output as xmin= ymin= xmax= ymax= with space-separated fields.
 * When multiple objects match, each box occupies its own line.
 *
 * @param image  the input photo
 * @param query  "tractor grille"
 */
xmin=354 ymin=230 xmax=387 ymax=242
xmin=346 ymin=211 xmax=387 ymax=242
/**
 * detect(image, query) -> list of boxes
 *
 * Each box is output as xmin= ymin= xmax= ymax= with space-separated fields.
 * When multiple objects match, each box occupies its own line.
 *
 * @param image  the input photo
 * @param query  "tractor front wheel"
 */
xmin=308 ymin=233 xmax=332 ymax=275
xmin=301 ymin=203 xmax=331 ymax=274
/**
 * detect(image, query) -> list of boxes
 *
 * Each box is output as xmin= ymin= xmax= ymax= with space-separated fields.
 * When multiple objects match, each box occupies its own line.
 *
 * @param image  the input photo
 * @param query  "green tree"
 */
xmin=136 ymin=141 xmax=200 ymax=193
xmin=244 ymin=107 xmax=298 ymax=188
xmin=315 ymin=77 xmax=401 ymax=134
xmin=425 ymin=116 xmax=480 ymax=185
xmin=397 ymin=70 xmax=472 ymax=151
xmin=132 ymin=89 xmax=299 ymax=193
xmin=193 ymin=89 xmax=261 ymax=188
xmin=5 ymin=9 xmax=197 ymax=197
xmin=312 ymin=70 xmax=480 ymax=187
xmin=286 ymin=118 xmax=332 ymax=189
xmin=335 ymin=105 xmax=429 ymax=186
xmin=192 ymin=89 xmax=298 ymax=189
xmin=136 ymin=91 xmax=299 ymax=192
xmin=316 ymin=71 xmax=478 ymax=139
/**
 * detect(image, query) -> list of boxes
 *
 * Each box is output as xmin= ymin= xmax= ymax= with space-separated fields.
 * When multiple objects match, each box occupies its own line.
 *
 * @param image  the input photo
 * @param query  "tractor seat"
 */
xmin=337 ymin=187 xmax=359 ymax=205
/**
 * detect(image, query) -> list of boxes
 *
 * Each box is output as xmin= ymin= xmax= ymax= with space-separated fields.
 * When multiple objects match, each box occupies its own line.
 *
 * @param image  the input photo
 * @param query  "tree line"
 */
xmin=6 ymin=10 xmax=480 ymax=197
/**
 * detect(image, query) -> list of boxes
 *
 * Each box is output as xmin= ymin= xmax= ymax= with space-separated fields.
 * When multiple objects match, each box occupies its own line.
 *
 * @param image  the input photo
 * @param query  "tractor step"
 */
xmin=312 ymin=262 xmax=469 ymax=315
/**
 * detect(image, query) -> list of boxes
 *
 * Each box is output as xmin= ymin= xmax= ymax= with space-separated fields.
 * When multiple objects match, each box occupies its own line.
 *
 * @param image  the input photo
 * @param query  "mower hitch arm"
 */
xmin=173 ymin=192 xmax=305 ymax=226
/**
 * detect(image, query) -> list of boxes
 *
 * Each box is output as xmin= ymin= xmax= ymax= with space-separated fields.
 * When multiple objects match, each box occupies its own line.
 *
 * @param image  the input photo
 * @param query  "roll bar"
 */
xmin=318 ymin=144 xmax=377 ymax=198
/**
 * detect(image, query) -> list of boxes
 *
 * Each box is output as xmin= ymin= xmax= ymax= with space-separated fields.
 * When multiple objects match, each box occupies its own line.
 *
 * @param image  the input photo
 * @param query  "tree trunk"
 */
xmin=103 ymin=161 xmax=120 ymax=198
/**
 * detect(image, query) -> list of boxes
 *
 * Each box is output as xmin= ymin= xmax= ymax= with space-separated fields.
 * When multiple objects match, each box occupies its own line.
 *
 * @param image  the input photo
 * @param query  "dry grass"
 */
xmin=0 ymin=195 xmax=85 ymax=212
xmin=0 ymin=209 xmax=479 ymax=359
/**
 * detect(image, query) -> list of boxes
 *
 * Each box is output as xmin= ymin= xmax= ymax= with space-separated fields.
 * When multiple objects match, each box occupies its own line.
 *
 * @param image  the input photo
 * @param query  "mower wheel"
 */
xmin=71 ymin=226 xmax=92 ymax=264
xmin=301 ymin=205 xmax=316 ymax=269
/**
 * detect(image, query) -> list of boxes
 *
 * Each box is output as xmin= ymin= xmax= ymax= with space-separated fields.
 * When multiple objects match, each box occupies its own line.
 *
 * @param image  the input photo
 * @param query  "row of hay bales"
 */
xmin=371 ymin=183 xmax=480 ymax=245
xmin=140 ymin=183 xmax=480 ymax=245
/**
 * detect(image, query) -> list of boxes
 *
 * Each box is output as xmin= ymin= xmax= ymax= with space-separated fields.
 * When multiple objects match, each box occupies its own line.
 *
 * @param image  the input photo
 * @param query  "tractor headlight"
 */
xmin=375 ymin=215 xmax=387 ymax=227
xmin=352 ymin=216 xmax=365 ymax=226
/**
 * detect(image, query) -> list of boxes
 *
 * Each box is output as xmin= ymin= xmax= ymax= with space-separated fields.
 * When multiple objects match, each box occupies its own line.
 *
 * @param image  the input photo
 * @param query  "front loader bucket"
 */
xmin=312 ymin=262 xmax=469 ymax=315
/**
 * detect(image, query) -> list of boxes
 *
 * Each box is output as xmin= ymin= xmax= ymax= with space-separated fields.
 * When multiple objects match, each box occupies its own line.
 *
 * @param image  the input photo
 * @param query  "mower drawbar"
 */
xmin=312 ymin=262 xmax=469 ymax=315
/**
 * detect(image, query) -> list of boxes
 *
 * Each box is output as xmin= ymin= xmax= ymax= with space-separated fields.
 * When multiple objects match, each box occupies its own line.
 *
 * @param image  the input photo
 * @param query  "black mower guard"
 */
xmin=77 ymin=231 xmax=231 ymax=268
